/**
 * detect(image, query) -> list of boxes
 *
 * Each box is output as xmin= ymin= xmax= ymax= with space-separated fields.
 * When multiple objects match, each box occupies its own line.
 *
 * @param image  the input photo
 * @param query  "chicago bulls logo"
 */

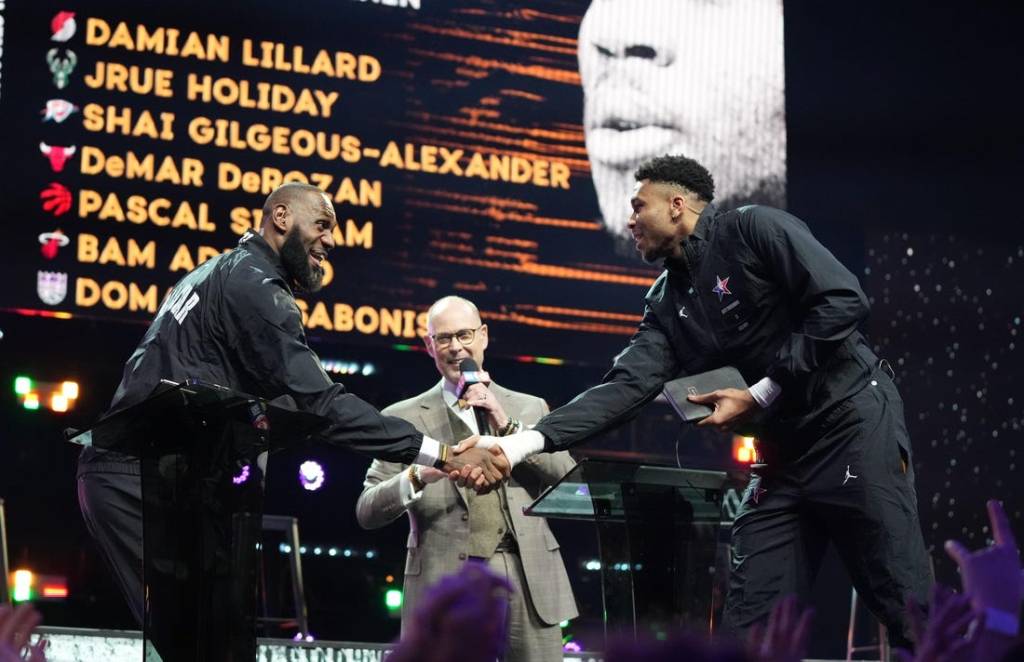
xmin=39 ymin=143 xmax=76 ymax=172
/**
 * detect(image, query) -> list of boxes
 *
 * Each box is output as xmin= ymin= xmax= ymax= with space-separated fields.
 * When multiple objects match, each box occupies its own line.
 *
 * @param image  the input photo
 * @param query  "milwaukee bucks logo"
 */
xmin=46 ymin=49 xmax=77 ymax=89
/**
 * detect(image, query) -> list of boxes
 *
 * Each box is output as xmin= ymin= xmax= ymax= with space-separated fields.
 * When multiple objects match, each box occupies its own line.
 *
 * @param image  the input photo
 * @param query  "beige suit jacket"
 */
xmin=355 ymin=382 xmax=578 ymax=627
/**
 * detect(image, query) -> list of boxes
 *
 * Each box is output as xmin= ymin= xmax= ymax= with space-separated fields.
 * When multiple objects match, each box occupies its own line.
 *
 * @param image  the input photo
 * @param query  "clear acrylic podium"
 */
xmin=67 ymin=380 xmax=326 ymax=661
xmin=525 ymin=458 xmax=732 ymax=640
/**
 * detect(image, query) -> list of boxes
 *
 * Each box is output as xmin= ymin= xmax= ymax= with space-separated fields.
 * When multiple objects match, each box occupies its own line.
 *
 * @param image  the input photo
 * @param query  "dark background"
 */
xmin=1 ymin=1 xmax=1022 ymax=658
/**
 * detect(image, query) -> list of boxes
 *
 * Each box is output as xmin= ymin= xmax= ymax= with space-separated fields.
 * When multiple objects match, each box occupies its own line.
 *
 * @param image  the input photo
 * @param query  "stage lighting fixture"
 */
xmin=12 ymin=570 xmax=33 ymax=602
xmin=385 ymin=588 xmax=403 ymax=611
xmin=14 ymin=376 xmax=32 ymax=395
xmin=14 ymin=376 xmax=80 ymax=412
xmin=42 ymin=583 xmax=68 ymax=598
xmin=298 ymin=460 xmax=325 ymax=491
xmin=50 ymin=393 xmax=68 ymax=412
xmin=733 ymin=436 xmax=757 ymax=464
xmin=232 ymin=464 xmax=251 ymax=485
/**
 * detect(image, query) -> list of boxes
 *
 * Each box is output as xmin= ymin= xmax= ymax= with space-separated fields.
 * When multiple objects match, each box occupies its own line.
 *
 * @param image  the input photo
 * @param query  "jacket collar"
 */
xmin=238 ymin=231 xmax=291 ymax=286
xmin=664 ymin=203 xmax=717 ymax=276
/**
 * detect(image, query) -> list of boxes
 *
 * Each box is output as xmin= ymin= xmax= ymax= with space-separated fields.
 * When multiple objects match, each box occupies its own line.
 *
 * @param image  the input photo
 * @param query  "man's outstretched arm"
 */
xmin=225 ymin=275 xmax=508 ymax=484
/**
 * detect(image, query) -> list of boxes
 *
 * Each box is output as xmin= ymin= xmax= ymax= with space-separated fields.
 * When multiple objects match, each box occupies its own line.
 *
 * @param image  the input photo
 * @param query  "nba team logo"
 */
xmin=39 ymin=230 xmax=70 ymax=260
xmin=37 ymin=270 xmax=68 ymax=305
xmin=42 ymin=99 xmax=79 ymax=123
xmin=40 ymin=182 xmax=73 ymax=216
xmin=46 ymin=49 xmax=77 ymax=89
xmin=40 ymin=143 xmax=76 ymax=172
xmin=50 ymin=12 xmax=77 ymax=42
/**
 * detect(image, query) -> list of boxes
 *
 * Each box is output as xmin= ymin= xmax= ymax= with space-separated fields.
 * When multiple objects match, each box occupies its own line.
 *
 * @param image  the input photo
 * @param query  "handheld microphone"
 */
xmin=456 ymin=358 xmax=491 ymax=397
xmin=458 ymin=358 xmax=492 ymax=434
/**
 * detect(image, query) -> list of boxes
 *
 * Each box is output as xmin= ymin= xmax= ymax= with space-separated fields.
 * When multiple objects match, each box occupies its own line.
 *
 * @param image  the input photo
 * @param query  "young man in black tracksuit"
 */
xmin=472 ymin=155 xmax=931 ymax=646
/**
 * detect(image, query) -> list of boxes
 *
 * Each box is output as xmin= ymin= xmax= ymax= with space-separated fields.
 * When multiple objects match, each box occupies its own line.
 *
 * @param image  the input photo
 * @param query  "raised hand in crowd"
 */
xmin=0 ymin=603 xmax=46 ymax=662
xmin=388 ymin=563 xmax=512 ymax=662
xmin=945 ymin=500 xmax=1021 ymax=615
xmin=895 ymin=584 xmax=978 ymax=662
xmin=894 ymin=499 xmax=1021 ymax=662
xmin=943 ymin=499 xmax=1021 ymax=661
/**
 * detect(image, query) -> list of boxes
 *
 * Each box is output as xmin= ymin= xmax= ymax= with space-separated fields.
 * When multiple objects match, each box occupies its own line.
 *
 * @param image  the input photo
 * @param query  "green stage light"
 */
xmin=385 ymin=588 xmax=403 ymax=611
xmin=13 ymin=570 xmax=33 ymax=602
xmin=14 ymin=376 xmax=32 ymax=395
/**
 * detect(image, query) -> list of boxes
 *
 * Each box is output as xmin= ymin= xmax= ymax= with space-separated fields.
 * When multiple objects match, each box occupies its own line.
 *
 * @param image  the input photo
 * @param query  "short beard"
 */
xmin=280 ymin=231 xmax=325 ymax=293
xmin=593 ymin=167 xmax=787 ymax=260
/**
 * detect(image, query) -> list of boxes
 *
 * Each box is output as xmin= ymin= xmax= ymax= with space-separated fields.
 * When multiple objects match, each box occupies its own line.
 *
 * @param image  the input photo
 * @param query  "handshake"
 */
xmin=422 ymin=436 xmax=511 ymax=494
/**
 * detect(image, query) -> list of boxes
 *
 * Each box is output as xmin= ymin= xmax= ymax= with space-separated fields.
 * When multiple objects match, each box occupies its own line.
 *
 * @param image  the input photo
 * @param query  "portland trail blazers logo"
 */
xmin=37 ymin=270 xmax=68 ymax=305
xmin=50 ymin=12 xmax=77 ymax=42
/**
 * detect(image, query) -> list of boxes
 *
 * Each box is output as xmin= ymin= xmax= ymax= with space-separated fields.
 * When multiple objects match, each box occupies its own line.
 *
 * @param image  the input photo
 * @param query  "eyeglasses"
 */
xmin=431 ymin=326 xmax=483 ymax=348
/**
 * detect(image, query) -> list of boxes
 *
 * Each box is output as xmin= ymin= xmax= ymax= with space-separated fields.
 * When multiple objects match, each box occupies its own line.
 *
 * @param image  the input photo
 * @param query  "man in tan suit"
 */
xmin=357 ymin=296 xmax=577 ymax=662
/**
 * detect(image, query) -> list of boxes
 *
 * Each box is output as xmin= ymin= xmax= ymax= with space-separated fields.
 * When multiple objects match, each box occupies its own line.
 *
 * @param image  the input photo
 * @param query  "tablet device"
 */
xmin=662 ymin=366 xmax=749 ymax=422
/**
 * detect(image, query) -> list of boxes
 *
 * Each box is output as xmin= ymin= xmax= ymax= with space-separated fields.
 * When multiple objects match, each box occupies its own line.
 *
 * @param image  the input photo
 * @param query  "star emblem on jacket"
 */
xmin=712 ymin=275 xmax=732 ymax=301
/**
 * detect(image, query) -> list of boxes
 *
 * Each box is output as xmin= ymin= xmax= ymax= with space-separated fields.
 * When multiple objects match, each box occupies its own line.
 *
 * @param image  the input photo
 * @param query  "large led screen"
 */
xmin=0 ymin=0 xmax=786 ymax=363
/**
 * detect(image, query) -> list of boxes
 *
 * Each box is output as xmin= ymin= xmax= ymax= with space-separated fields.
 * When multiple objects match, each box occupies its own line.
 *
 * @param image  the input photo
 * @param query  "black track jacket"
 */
xmin=534 ymin=204 xmax=880 ymax=459
xmin=79 ymin=232 xmax=424 ymax=471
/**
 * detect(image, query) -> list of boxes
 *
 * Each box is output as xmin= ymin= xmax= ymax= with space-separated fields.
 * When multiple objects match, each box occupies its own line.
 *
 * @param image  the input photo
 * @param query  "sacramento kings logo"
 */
xmin=37 ymin=270 xmax=68 ymax=305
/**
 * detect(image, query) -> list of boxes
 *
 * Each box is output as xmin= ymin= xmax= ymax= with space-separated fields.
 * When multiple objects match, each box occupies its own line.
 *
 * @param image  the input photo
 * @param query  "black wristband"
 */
xmin=433 ymin=443 xmax=450 ymax=469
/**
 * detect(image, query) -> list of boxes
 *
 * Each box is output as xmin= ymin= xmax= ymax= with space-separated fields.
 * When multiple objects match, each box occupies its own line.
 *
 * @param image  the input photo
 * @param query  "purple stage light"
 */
xmin=232 ymin=464 xmax=250 ymax=485
xmin=298 ymin=460 xmax=325 ymax=491
xmin=563 ymin=641 xmax=582 ymax=653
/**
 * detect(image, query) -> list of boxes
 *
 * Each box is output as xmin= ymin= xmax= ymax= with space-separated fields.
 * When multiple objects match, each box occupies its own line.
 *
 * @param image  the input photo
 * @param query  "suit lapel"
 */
xmin=489 ymin=383 xmax=515 ymax=420
xmin=418 ymin=383 xmax=469 ymax=508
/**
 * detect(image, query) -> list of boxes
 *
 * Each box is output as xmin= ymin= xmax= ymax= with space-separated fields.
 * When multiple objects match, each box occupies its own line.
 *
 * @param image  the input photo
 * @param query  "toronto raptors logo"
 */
xmin=40 ymin=183 xmax=73 ymax=216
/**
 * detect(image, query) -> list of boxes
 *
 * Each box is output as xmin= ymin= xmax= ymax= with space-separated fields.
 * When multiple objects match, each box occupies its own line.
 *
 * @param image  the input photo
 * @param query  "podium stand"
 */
xmin=67 ymin=380 xmax=326 ymax=661
xmin=525 ymin=459 xmax=731 ymax=640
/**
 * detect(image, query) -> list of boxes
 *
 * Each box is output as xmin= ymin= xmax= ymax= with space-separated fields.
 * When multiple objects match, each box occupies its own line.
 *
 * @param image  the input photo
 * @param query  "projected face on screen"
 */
xmin=578 ymin=0 xmax=787 ymax=240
